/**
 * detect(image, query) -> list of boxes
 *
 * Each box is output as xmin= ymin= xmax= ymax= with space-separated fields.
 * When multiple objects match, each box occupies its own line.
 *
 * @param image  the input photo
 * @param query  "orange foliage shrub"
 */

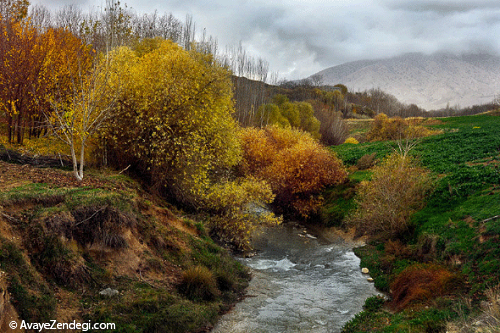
xmin=239 ymin=126 xmax=347 ymax=219
xmin=390 ymin=264 xmax=459 ymax=311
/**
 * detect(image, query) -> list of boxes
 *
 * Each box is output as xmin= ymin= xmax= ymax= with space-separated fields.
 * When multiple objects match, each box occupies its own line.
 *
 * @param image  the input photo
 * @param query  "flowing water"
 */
xmin=212 ymin=222 xmax=380 ymax=333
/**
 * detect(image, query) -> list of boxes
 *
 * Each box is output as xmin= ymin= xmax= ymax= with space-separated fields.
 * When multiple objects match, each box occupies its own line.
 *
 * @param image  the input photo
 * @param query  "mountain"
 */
xmin=312 ymin=52 xmax=500 ymax=110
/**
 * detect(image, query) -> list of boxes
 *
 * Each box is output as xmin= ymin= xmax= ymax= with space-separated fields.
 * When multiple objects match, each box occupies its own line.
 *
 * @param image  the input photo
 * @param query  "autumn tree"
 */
xmin=0 ymin=1 xmax=46 ymax=144
xmin=45 ymin=44 xmax=114 ymax=181
xmin=104 ymin=38 xmax=242 ymax=205
xmin=348 ymin=152 xmax=433 ymax=237
xmin=254 ymin=95 xmax=321 ymax=139
xmin=0 ymin=0 xmax=29 ymax=22
xmin=239 ymin=126 xmax=347 ymax=219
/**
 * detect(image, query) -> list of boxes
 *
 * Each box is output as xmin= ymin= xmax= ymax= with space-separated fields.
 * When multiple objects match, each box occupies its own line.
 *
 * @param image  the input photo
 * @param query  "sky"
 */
xmin=28 ymin=0 xmax=500 ymax=80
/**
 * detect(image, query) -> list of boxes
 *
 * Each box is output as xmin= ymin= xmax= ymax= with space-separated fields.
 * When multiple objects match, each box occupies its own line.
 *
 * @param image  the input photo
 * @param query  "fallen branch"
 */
xmin=74 ymin=206 xmax=107 ymax=227
xmin=118 ymin=165 xmax=131 ymax=174
xmin=1 ymin=212 xmax=19 ymax=222
xmin=482 ymin=215 xmax=500 ymax=223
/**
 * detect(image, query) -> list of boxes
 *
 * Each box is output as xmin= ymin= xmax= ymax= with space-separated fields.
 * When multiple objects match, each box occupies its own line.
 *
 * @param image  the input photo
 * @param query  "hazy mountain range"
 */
xmin=312 ymin=52 xmax=500 ymax=110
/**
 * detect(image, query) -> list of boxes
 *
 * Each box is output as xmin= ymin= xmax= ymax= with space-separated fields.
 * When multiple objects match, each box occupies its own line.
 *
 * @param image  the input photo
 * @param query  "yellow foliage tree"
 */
xmin=253 ymin=95 xmax=321 ymax=140
xmin=47 ymin=50 xmax=116 ymax=181
xmin=239 ymin=126 xmax=347 ymax=219
xmin=105 ymin=39 xmax=241 ymax=204
xmin=204 ymin=177 xmax=280 ymax=250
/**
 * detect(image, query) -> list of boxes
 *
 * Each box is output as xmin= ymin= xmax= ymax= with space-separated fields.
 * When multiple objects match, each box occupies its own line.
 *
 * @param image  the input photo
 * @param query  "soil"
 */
xmin=0 ymin=160 xmax=122 ymax=191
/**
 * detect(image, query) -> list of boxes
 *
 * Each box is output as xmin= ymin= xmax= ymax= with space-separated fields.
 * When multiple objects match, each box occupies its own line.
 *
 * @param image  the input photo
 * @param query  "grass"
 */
xmin=332 ymin=113 xmax=500 ymax=332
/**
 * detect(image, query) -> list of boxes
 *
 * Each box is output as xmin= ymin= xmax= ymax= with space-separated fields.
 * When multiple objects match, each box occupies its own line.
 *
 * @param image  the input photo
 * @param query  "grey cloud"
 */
xmin=28 ymin=0 xmax=500 ymax=79
xmin=385 ymin=0 xmax=500 ymax=14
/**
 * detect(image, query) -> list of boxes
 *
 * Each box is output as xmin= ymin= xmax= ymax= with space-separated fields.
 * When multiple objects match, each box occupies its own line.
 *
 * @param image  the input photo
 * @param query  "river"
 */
xmin=212 ymin=222 xmax=380 ymax=333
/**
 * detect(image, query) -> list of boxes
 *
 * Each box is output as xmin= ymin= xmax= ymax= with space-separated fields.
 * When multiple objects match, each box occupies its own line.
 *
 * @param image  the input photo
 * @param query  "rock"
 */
xmin=99 ymin=288 xmax=119 ymax=297
xmin=367 ymin=277 xmax=374 ymax=282
xmin=361 ymin=268 xmax=369 ymax=274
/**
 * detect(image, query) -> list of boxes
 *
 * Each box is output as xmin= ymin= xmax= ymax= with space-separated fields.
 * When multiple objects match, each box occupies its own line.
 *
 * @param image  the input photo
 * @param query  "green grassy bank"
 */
xmin=331 ymin=113 xmax=500 ymax=332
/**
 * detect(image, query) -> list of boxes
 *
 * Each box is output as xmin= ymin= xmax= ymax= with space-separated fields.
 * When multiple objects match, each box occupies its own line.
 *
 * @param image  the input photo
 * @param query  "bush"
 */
xmin=239 ymin=126 xmax=347 ymax=219
xmin=364 ymin=295 xmax=386 ymax=312
xmin=356 ymin=152 xmax=377 ymax=170
xmin=204 ymin=177 xmax=281 ymax=250
xmin=366 ymin=113 xmax=407 ymax=141
xmin=348 ymin=152 xmax=433 ymax=237
xmin=366 ymin=113 xmax=440 ymax=142
xmin=314 ymin=108 xmax=349 ymax=146
xmin=178 ymin=265 xmax=220 ymax=302
xmin=389 ymin=264 xmax=459 ymax=311
xmin=104 ymin=39 xmax=241 ymax=206
xmin=344 ymin=137 xmax=359 ymax=144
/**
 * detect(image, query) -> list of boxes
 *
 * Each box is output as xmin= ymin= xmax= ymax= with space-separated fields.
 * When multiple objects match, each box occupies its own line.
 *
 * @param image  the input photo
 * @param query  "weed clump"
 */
xmin=390 ymin=264 xmax=459 ymax=311
xmin=356 ymin=152 xmax=377 ymax=170
xmin=177 ymin=265 xmax=220 ymax=302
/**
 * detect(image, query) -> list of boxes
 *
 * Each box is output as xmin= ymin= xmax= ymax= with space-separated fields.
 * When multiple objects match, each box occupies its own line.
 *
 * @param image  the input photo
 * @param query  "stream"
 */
xmin=212 ymin=222 xmax=380 ymax=333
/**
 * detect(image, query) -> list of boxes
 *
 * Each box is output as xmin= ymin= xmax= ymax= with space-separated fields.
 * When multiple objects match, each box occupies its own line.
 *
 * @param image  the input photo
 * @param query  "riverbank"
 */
xmin=0 ymin=159 xmax=250 ymax=333
xmin=331 ymin=112 xmax=500 ymax=332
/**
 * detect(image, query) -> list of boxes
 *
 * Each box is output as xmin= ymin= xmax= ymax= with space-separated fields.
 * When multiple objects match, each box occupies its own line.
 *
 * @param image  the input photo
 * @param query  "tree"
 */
xmin=46 ymin=49 xmax=115 ymax=181
xmin=0 ymin=0 xmax=29 ymax=22
xmin=253 ymin=95 xmax=321 ymax=139
xmin=239 ymin=126 xmax=347 ymax=219
xmin=104 ymin=39 xmax=241 ymax=205
xmin=0 ymin=5 xmax=46 ymax=144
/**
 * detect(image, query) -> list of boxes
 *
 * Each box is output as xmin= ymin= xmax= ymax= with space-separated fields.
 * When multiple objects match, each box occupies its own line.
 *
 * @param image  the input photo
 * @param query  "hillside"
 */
xmin=0 ymin=158 xmax=250 ymax=332
xmin=330 ymin=112 xmax=500 ymax=332
xmin=313 ymin=52 xmax=500 ymax=110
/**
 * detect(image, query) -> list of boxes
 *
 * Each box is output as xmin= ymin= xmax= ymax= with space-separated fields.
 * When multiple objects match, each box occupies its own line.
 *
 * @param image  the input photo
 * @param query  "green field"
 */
xmin=332 ymin=113 xmax=500 ymax=332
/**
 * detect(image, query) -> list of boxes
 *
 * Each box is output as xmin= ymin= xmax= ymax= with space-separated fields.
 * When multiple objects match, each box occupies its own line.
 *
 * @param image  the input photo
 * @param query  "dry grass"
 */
xmin=447 ymin=285 xmax=500 ymax=332
xmin=45 ymin=205 xmax=136 ymax=250
xmin=390 ymin=264 xmax=459 ymax=311
xmin=177 ymin=265 xmax=220 ymax=301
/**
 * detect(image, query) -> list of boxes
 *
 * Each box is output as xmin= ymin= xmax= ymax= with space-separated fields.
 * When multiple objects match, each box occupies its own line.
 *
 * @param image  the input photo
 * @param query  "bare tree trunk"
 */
xmin=78 ymin=138 xmax=85 ymax=180
xmin=69 ymin=135 xmax=83 ymax=181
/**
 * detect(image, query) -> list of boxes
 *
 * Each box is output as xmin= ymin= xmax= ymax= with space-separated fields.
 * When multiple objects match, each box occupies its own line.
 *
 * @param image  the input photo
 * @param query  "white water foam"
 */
xmin=247 ymin=257 xmax=296 ymax=271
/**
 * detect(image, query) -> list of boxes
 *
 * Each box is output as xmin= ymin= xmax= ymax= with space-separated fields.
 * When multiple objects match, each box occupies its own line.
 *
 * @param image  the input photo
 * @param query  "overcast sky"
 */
xmin=28 ymin=0 xmax=500 ymax=80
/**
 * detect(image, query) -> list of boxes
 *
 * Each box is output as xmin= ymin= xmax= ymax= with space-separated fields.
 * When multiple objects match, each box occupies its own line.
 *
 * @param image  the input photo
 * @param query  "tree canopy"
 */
xmin=104 ymin=39 xmax=241 ymax=203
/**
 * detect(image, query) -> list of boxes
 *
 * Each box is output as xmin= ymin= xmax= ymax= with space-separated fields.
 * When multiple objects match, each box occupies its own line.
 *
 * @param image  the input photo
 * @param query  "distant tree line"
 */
xmin=273 ymin=76 xmax=499 ymax=119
